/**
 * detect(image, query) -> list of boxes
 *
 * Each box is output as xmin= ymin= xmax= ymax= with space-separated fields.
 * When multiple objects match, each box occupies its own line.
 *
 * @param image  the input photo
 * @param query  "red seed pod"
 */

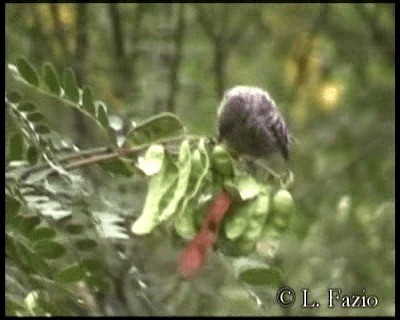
xmin=178 ymin=191 xmax=233 ymax=278
xmin=178 ymin=232 xmax=209 ymax=278
xmin=178 ymin=243 xmax=205 ymax=278
xmin=195 ymin=228 xmax=217 ymax=247
xmin=204 ymin=191 xmax=233 ymax=229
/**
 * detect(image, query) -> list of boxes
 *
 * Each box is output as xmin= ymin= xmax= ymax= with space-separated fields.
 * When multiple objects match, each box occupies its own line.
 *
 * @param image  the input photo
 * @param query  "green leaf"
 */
xmin=16 ymin=58 xmax=40 ymax=87
xmin=17 ymin=101 xmax=36 ymax=112
xmin=6 ymin=236 xmax=18 ymax=261
xmin=26 ymin=146 xmax=39 ymax=165
xmin=63 ymin=68 xmax=80 ymax=103
xmin=43 ymin=63 xmax=61 ymax=95
xmin=34 ymin=240 xmax=66 ymax=259
xmin=11 ymin=238 xmax=52 ymax=274
xmin=80 ymin=258 xmax=104 ymax=274
xmin=26 ymin=112 xmax=45 ymax=123
xmin=125 ymin=112 xmax=185 ymax=146
xmin=34 ymin=124 xmax=50 ymax=135
xmin=6 ymin=296 xmax=26 ymax=316
xmin=56 ymin=263 xmax=86 ymax=283
xmin=136 ymin=144 xmax=165 ymax=176
xmin=82 ymin=86 xmax=95 ymax=115
xmin=217 ymin=236 xmax=255 ymax=257
xmin=6 ymin=196 xmax=21 ymax=217
xmin=239 ymin=267 xmax=283 ymax=287
xmin=131 ymin=155 xmax=178 ymax=235
xmin=8 ymin=132 xmax=25 ymax=160
xmin=75 ymin=239 xmax=98 ymax=251
xmin=6 ymin=91 xmax=22 ymax=103
xmin=85 ymin=274 xmax=110 ymax=293
xmin=18 ymin=215 xmax=41 ymax=235
xmin=158 ymin=140 xmax=192 ymax=222
xmin=100 ymin=158 xmax=133 ymax=176
xmin=234 ymin=258 xmax=283 ymax=287
xmin=29 ymin=227 xmax=57 ymax=241
xmin=65 ymin=223 xmax=85 ymax=235
xmin=96 ymin=101 xmax=109 ymax=128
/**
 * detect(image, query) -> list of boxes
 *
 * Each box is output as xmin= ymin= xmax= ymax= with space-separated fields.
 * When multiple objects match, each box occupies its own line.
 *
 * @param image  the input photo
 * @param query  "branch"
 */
xmin=14 ymin=134 xmax=205 ymax=180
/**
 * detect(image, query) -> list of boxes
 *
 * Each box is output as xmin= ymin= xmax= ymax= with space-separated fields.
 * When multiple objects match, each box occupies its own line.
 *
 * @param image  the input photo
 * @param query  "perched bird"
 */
xmin=217 ymin=86 xmax=290 ymax=161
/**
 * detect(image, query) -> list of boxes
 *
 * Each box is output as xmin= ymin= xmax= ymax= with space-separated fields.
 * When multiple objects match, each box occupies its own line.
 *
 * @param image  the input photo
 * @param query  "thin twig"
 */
xmin=15 ymin=134 xmax=206 ymax=179
xmin=63 ymin=147 xmax=139 ymax=170
xmin=18 ymin=146 xmax=114 ymax=179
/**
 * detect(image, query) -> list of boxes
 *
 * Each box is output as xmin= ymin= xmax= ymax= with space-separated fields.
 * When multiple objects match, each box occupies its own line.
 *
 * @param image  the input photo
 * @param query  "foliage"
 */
xmin=6 ymin=59 xmax=296 ymax=316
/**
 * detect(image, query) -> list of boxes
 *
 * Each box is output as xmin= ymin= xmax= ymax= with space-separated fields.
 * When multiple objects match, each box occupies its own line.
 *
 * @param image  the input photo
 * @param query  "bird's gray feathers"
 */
xmin=217 ymin=86 xmax=290 ymax=160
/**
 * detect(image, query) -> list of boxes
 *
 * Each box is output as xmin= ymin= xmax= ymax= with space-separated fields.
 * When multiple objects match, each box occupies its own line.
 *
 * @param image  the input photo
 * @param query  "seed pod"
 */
xmin=175 ymin=206 xmax=197 ymax=239
xmin=221 ymin=185 xmax=271 ymax=256
xmin=175 ymin=139 xmax=210 ymax=239
xmin=158 ymin=140 xmax=191 ymax=223
xmin=271 ymin=189 xmax=295 ymax=232
xmin=131 ymin=155 xmax=178 ymax=235
xmin=191 ymin=149 xmax=203 ymax=178
xmin=240 ymin=186 xmax=271 ymax=243
xmin=223 ymin=201 xmax=253 ymax=240
xmin=211 ymin=144 xmax=234 ymax=177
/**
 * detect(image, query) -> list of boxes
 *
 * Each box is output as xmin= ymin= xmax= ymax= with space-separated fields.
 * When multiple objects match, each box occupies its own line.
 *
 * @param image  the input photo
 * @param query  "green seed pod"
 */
xmin=224 ymin=201 xmax=254 ymax=240
xmin=131 ymin=156 xmax=178 ymax=235
xmin=241 ymin=186 xmax=271 ymax=242
xmin=211 ymin=144 xmax=234 ymax=177
xmin=271 ymin=189 xmax=295 ymax=232
xmin=191 ymin=149 xmax=204 ymax=178
xmin=175 ymin=206 xmax=197 ymax=239
xmin=220 ymin=185 xmax=271 ymax=256
xmin=174 ymin=139 xmax=211 ymax=239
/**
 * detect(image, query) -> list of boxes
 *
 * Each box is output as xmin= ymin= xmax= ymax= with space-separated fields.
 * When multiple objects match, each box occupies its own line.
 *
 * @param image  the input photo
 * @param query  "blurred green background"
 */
xmin=6 ymin=3 xmax=394 ymax=316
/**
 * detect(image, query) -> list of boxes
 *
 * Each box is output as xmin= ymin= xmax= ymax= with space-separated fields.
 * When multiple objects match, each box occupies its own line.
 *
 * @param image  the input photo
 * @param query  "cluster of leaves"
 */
xmin=131 ymin=139 xmax=296 ymax=287
xmin=6 ymin=59 xmax=296 ymax=315
xmin=5 ymin=59 xmax=163 ymax=315
xmin=6 ymin=190 xmax=112 ymax=316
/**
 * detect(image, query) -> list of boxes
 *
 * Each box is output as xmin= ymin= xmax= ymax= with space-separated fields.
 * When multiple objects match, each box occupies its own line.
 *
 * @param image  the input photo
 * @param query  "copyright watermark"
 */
xmin=276 ymin=286 xmax=379 ymax=309
xmin=276 ymin=286 xmax=296 ymax=308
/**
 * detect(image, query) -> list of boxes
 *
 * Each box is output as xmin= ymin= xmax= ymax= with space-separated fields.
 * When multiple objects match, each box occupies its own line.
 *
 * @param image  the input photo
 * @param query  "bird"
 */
xmin=216 ymin=86 xmax=290 ymax=161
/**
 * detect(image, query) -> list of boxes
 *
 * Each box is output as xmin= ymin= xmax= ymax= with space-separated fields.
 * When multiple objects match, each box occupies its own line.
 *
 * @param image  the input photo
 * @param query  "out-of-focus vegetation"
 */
xmin=6 ymin=3 xmax=394 ymax=316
